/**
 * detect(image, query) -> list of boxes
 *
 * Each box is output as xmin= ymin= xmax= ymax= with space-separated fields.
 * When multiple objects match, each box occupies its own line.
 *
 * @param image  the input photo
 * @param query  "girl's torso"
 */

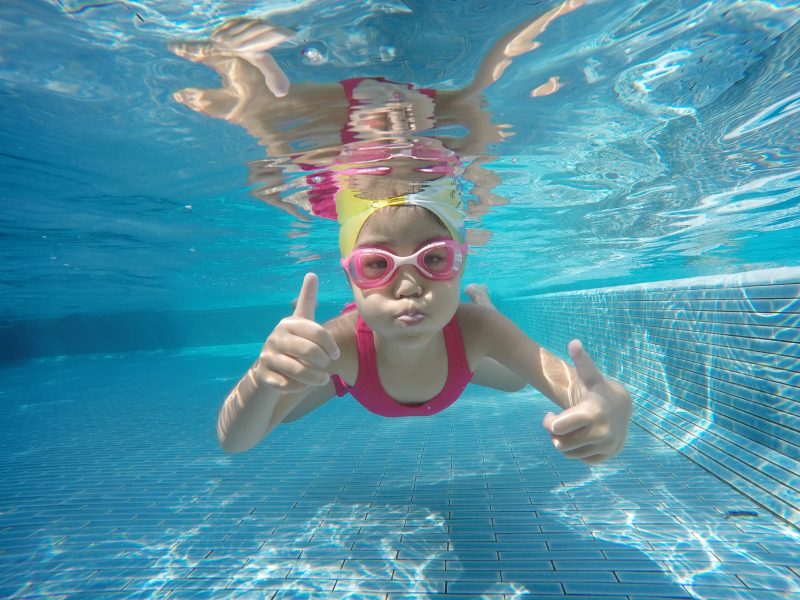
xmin=328 ymin=303 xmax=488 ymax=406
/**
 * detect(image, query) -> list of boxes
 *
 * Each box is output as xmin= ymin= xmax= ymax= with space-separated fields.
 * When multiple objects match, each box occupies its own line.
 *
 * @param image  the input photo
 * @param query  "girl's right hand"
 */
xmin=170 ymin=18 xmax=293 ymax=98
xmin=251 ymin=273 xmax=341 ymax=393
xmin=211 ymin=18 xmax=293 ymax=97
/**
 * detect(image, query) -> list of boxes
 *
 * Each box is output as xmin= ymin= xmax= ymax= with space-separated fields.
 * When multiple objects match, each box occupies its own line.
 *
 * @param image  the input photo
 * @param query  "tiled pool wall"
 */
xmin=497 ymin=267 xmax=800 ymax=528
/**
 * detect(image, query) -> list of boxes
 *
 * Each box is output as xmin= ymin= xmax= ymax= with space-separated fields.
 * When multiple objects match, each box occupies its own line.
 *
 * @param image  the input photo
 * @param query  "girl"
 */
xmin=217 ymin=186 xmax=632 ymax=464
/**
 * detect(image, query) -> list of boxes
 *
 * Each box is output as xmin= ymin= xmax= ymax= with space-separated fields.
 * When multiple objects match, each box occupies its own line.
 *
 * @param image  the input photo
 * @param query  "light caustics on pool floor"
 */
xmin=0 ymin=349 xmax=798 ymax=599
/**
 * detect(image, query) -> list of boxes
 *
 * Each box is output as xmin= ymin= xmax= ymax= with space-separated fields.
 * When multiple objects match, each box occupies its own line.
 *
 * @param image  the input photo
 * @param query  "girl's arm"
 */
xmin=217 ymin=374 xmax=336 ymax=452
xmin=471 ymin=358 xmax=528 ymax=392
xmin=463 ymin=304 xmax=577 ymax=408
xmin=434 ymin=0 xmax=588 ymax=155
xmin=217 ymin=274 xmax=342 ymax=453
xmin=463 ymin=303 xmax=632 ymax=463
xmin=444 ymin=0 xmax=588 ymax=101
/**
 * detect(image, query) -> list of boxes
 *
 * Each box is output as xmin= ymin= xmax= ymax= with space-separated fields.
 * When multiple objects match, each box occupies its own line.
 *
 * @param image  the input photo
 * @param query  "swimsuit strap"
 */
xmin=342 ymin=314 xmax=379 ymax=399
xmin=331 ymin=303 xmax=357 ymax=397
xmin=442 ymin=314 xmax=472 ymax=386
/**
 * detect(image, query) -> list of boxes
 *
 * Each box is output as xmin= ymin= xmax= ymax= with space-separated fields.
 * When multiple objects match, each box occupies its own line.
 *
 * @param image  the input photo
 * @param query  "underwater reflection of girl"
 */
xmin=170 ymin=2 xmax=588 ymax=227
xmin=172 ymin=42 xmax=494 ymax=227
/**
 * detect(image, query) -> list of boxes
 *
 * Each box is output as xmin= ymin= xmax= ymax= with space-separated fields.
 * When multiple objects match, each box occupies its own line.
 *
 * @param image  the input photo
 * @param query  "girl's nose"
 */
xmin=393 ymin=265 xmax=423 ymax=298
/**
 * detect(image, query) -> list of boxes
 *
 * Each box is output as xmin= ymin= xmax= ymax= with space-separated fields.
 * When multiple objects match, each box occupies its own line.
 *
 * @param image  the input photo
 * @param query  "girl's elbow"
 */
xmin=217 ymin=427 xmax=255 ymax=453
xmin=218 ymin=433 xmax=240 ymax=453
xmin=219 ymin=436 xmax=254 ymax=454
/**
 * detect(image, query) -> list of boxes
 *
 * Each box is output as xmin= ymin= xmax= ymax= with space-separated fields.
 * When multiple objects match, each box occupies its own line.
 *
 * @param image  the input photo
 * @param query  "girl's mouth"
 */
xmin=395 ymin=309 xmax=426 ymax=325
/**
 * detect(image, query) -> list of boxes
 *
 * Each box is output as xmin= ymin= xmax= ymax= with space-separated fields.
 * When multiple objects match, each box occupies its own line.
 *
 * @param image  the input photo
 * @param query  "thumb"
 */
xmin=569 ymin=339 xmax=604 ymax=389
xmin=293 ymin=273 xmax=319 ymax=320
xmin=242 ymin=51 xmax=290 ymax=97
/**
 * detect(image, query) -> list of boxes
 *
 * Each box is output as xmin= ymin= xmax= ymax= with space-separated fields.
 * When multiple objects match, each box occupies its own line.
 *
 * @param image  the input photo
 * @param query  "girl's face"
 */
xmin=348 ymin=207 xmax=463 ymax=346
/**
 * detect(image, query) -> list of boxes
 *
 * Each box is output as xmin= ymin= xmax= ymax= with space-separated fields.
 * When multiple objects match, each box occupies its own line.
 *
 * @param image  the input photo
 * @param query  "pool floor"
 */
xmin=0 ymin=347 xmax=798 ymax=599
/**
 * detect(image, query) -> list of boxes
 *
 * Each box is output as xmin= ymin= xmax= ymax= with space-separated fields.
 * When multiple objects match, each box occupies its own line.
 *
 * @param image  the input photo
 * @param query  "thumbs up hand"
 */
xmin=252 ymin=273 xmax=341 ymax=394
xmin=542 ymin=340 xmax=632 ymax=465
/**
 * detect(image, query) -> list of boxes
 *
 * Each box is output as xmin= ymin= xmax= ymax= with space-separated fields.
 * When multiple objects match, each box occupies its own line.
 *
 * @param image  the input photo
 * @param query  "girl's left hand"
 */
xmin=542 ymin=340 xmax=632 ymax=464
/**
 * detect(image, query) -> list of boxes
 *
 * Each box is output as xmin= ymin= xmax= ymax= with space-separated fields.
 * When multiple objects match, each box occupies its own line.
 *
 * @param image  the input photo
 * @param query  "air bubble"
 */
xmin=380 ymin=46 xmax=396 ymax=62
xmin=301 ymin=46 xmax=328 ymax=66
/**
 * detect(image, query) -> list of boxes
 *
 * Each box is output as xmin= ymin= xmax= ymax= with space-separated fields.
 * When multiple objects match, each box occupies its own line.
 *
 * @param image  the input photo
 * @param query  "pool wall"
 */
xmin=498 ymin=267 xmax=800 ymax=527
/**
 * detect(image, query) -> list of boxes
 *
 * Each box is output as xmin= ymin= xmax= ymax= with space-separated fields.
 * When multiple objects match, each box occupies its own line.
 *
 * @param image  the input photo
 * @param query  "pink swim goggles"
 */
xmin=341 ymin=239 xmax=467 ymax=289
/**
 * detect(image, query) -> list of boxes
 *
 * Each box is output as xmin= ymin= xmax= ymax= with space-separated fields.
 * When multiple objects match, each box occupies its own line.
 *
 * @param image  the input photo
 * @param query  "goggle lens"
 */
xmin=356 ymin=253 xmax=392 ymax=280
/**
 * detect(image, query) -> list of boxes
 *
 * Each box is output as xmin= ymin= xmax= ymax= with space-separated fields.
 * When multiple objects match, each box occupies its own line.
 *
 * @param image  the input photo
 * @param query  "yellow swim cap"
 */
xmin=336 ymin=180 xmax=466 ymax=256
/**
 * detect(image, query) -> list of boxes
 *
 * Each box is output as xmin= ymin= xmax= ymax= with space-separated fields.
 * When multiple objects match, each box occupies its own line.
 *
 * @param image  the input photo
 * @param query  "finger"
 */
xmin=172 ymin=88 xmax=205 ymax=109
xmin=261 ymin=371 xmax=310 ymax=394
xmin=272 ymin=330 xmax=334 ymax=368
xmin=264 ymin=354 xmax=330 ymax=387
xmin=214 ymin=19 xmax=294 ymax=52
xmin=569 ymin=339 xmax=604 ymax=389
xmin=549 ymin=407 xmax=593 ymax=436
xmin=244 ymin=51 xmax=290 ymax=97
xmin=213 ymin=18 xmax=262 ymax=46
xmin=232 ymin=24 xmax=294 ymax=53
xmin=560 ymin=444 xmax=605 ymax=460
xmin=282 ymin=317 xmax=340 ymax=361
xmin=581 ymin=454 xmax=609 ymax=465
xmin=553 ymin=428 xmax=613 ymax=453
xmin=542 ymin=411 xmax=558 ymax=434
xmin=551 ymin=430 xmax=590 ymax=453
xmin=293 ymin=273 xmax=319 ymax=320
xmin=169 ymin=41 xmax=214 ymax=62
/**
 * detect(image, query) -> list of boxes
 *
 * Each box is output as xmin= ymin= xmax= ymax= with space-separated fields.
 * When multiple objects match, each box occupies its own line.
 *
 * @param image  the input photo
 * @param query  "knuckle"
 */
xmin=302 ymin=341 xmax=330 ymax=366
xmin=275 ymin=317 xmax=294 ymax=331
xmin=264 ymin=332 xmax=285 ymax=352
xmin=281 ymin=360 xmax=305 ymax=378
xmin=259 ymin=351 xmax=280 ymax=371
xmin=263 ymin=373 xmax=286 ymax=389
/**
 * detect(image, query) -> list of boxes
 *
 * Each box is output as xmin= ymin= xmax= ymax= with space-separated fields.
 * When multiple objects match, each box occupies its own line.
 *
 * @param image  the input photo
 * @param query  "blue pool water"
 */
xmin=2 ymin=1 xmax=799 ymax=598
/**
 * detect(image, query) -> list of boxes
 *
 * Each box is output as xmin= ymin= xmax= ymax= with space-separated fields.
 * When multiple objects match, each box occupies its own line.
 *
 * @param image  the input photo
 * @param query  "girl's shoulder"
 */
xmin=456 ymin=301 xmax=495 ymax=327
xmin=456 ymin=302 xmax=502 ymax=359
